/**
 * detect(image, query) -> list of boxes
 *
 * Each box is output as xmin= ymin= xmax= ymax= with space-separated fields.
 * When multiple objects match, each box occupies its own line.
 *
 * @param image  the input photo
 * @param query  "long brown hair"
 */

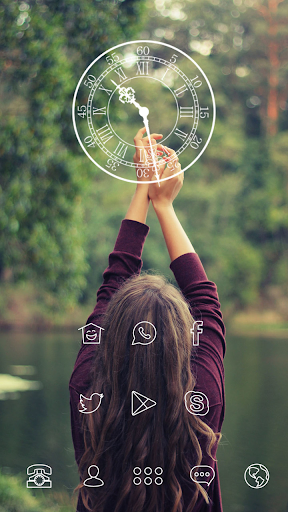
xmin=77 ymin=274 xmax=220 ymax=512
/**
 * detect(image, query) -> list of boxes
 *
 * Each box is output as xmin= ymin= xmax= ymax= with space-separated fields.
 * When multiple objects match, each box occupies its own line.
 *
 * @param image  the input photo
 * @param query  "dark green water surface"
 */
xmin=0 ymin=331 xmax=288 ymax=511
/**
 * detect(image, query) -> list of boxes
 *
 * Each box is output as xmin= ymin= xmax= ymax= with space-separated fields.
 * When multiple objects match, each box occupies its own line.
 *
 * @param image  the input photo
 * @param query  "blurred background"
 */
xmin=0 ymin=0 xmax=288 ymax=510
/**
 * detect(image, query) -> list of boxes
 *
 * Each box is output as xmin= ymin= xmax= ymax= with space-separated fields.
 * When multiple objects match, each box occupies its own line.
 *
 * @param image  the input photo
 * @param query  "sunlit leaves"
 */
xmin=0 ymin=0 xmax=146 ymax=309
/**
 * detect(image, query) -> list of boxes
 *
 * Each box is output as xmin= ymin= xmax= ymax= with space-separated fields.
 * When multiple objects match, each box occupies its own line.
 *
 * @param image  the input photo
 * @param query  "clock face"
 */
xmin=72 ymin=40 xmax=215 ymax=184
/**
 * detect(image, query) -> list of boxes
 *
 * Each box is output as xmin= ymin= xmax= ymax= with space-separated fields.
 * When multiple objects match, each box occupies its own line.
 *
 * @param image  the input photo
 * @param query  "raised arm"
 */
xmin=86 ymin=128 xmax=163 ymax=324
xmin=125 ymin=127 xmax=163 ymax=224
xmin=148 ymin=147 xmax=195 ymax=261
xmin=148 ymin=146 xmax=226 ymax=363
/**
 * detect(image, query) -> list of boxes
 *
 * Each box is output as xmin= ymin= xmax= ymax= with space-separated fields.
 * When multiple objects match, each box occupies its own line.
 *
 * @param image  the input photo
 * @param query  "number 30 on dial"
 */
xmin=72 ymin=40 xmax=215 ymax=184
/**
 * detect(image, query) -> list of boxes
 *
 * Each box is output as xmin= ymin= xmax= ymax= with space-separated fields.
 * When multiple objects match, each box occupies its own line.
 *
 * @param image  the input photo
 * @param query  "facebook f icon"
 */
xmin=190 ymin=321 xmax=203 ymax=346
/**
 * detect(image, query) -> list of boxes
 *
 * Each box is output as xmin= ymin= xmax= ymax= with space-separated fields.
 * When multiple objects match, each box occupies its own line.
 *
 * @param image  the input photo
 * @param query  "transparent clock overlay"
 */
xmin=72 ymin=40 xmax=216 ymax=184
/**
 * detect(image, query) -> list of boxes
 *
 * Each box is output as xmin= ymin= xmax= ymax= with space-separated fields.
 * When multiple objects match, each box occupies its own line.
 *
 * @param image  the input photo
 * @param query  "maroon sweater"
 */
xmin=69 ymin=219 xmax=226 ymax=512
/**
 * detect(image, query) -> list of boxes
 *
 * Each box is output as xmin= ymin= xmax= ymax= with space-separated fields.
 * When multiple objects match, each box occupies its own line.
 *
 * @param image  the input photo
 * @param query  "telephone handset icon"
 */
xmin=26 ymin=464 xmax=52 ymax=488
xmin=138 ymin=327 xmax=151 ymax=340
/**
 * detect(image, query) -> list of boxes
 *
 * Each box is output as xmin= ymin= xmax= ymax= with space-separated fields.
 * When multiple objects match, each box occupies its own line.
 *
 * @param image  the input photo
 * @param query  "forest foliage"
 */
xmin=0 ymin=0 xmax=288 ymax=317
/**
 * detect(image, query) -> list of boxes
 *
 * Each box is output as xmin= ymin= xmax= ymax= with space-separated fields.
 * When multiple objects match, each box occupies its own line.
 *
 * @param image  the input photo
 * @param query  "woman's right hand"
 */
xmin=148 ymin=147 xmax=184 ymax=209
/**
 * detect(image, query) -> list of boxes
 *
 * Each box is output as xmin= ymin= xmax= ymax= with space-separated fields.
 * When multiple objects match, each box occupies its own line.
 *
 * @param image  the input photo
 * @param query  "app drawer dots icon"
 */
xmin=133 ymin=466 xmax=163 ymax=486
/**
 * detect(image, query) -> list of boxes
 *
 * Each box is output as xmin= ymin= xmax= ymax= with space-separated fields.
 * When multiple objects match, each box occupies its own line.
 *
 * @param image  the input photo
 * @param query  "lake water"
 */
xmin=0 ymin=330 xmax=288 ymax=511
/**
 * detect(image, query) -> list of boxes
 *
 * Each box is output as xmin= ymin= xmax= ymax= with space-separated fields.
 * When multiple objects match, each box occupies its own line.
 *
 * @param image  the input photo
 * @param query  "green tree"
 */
xmin=130 ymin=0 xmax=288 ymax=310
xmin=0 ymin=0 xmax=146 ymax=308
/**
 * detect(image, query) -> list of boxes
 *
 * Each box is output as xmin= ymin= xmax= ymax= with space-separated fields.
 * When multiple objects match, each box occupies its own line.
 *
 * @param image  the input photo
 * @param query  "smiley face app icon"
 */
xmin=132 ymin=321 xmax=157 ymax=346
xmin=78 ymin=323 xmax=104 ymax=344
xmin=190 ymin=465 xmax=215 ymax=487
xmin=184 ymin=391 xmax=209 ymax=416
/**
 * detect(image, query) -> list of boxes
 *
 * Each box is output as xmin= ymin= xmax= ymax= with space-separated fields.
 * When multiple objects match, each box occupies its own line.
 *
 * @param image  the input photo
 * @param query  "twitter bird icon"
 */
xmin=79 ymin=393 xmax=104 ymax=414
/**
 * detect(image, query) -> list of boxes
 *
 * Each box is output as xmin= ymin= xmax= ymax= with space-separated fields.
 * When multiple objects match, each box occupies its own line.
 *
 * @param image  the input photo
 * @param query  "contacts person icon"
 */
xmin=83 ymin=465 xmax=104 ymax=487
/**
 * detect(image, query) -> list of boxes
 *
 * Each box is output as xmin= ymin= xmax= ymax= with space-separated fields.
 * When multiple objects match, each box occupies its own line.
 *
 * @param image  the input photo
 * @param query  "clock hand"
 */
xmin=111 ymin=81 xmax=160 ymax=185
xmin=140 ymin=111 xmax=160 ymax=186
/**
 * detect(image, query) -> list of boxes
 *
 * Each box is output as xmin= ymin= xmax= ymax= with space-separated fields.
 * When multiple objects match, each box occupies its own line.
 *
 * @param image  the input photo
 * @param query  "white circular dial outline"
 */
xmin=72 ymin=40 xmax=216 ymax=184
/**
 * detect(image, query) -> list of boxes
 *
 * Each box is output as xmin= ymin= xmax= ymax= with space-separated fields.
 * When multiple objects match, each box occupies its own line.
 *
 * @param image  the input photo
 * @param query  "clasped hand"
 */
xmin=133 ymin=127 xmax=184 ymax=208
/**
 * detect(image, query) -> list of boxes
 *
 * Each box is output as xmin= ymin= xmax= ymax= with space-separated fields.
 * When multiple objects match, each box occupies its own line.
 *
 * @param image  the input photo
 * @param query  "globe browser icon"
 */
xmin=244 ymin=463 xmax=269 ymax=489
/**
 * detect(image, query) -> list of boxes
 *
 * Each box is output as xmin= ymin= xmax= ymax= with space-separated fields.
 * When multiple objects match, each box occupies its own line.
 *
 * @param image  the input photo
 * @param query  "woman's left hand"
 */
xmin=124 ymin=127 xmax=164 ymax=223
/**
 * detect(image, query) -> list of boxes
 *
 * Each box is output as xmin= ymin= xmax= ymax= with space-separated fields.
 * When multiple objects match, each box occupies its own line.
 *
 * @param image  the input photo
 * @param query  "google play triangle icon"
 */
xmin=131 ymin=391 xmax=157 ymax=416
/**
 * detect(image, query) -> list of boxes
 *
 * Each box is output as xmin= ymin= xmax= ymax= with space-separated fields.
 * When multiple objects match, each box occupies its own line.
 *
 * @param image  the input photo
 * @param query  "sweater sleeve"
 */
xmin=170 ymin=252 xmax=225 ymax=357
xmin=71 ymin=219 xmax=149 ymax=380
xmin=170 ymin=252 xmax=226 ymax=416
xmin=86 ymin=219 xmax=149 ymax=325
xmin=69 ymin=219 xmax=150 ymax=465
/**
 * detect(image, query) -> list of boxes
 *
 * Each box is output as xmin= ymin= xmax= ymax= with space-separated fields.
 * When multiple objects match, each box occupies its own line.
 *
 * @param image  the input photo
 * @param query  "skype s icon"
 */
xmin=26 ymin=464 xmax=52 ymax=488
xmin=132 ymin=321 xmax=157 ymax=346
xmin=184 ymin=391 xmax=209 ymax=416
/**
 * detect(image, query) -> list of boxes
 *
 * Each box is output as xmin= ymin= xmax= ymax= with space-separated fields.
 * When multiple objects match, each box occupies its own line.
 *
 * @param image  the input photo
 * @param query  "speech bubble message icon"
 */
xmin=132 ymin=321 xmax=157 ymax=346
xmin=190 ymin=465 xmax=215 ymax=486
